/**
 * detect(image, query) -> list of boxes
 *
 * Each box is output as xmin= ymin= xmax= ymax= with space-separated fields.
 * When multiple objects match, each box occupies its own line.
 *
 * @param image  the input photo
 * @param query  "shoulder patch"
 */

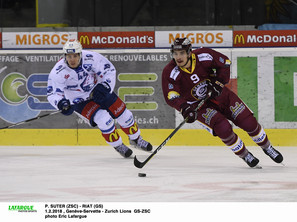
xmin=167 ymin=91 xmax=180 ymax=100
xmin=198 ymin=53 xmax=213 ymax=62
xmin=225 ymin=59 xmax=231 ymax=66
xmin=169 ymin=66 xmax=180 ymax=81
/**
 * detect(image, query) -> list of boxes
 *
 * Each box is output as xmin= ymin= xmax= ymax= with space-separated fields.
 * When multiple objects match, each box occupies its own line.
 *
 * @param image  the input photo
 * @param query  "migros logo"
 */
xmin=169 ymin=32 xmax=223 ymax=44
xmin=234 ymin=34 xmax=245 ymax=44
xmin=16 ymin=34 xmax=69 ymax=45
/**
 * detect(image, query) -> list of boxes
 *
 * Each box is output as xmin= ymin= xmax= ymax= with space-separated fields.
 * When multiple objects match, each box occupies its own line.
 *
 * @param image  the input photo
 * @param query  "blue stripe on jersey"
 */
xmin=100 ymin=125 xmax=115 ymax=133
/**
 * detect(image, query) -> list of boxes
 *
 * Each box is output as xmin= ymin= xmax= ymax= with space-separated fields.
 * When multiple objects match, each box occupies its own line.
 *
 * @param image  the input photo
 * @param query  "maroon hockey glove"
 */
xmin=207 ymin=79 xmax=224 ymax=98
xmin=180 ymin=103 xmax=198 ymax=123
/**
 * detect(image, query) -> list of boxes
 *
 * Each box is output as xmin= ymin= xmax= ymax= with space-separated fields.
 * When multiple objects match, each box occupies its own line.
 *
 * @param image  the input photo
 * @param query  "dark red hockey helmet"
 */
xmin=170 ymin=37 xmax=192 ymax=54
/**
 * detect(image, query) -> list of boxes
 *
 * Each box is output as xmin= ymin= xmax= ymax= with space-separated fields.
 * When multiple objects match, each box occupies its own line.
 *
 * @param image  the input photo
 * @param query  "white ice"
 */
xmin=1 ymin=145 xmax=297 ymax=202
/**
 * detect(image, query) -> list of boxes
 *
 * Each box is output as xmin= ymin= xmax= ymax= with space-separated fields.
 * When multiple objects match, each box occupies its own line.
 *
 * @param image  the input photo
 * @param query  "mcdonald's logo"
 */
xmin=79 ymin=35 xmax=90 ymax=45
xmin=129 ymin=122 xmax=138 ymax=135
xmin=109 ymin=130 xmax=120 ymax=142
xmin=234 ymin=34 xmax=245 ymax=44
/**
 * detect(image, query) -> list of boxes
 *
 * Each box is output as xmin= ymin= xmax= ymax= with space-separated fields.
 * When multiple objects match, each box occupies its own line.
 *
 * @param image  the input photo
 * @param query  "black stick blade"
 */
xmin=134 ymin=151 xmax=156 ymax=168
xmin=134 ymin=155 xmax=146 ymax=168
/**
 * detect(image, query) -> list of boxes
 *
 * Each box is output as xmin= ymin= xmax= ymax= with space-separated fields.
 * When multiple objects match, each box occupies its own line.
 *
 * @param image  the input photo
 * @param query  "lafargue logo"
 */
xmin=8 ymin=205 xmax=37 ymax=213
xmin=0 ymin=70 xmax=54 ymax=124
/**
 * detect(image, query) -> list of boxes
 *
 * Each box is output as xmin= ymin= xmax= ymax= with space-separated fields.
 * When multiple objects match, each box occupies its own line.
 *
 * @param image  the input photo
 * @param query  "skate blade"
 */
xmin=252 ymin=164 xmax=262 ymax=169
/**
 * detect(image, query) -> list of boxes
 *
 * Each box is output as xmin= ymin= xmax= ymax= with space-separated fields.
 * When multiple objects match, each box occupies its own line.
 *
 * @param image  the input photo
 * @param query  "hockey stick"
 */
xmin=134 ymin=93 xmax=211 ymax=169
xmin=0 ymin=110 xmax=61 ymax=130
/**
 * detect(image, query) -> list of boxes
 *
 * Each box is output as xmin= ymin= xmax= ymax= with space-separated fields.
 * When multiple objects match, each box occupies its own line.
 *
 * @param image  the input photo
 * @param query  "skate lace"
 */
xmin=244 ymin=153 xmax=255 ymax=163
xmin=265 ymin=146 xmax=278 ymax=159
xmin=115 ymin=144 xmax=129 ymax=154
xmin=136 ymin=136 xmax=149 ymax=149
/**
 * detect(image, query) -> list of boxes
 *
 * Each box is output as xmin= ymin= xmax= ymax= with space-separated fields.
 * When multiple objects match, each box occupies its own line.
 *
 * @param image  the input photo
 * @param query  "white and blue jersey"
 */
xmin=47 ymin=50 xmax=116 ymax=109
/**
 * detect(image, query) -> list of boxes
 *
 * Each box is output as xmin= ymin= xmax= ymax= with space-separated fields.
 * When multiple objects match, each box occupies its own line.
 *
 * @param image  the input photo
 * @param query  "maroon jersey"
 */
xmin=162 ymin=47 xmax=231 ymax=111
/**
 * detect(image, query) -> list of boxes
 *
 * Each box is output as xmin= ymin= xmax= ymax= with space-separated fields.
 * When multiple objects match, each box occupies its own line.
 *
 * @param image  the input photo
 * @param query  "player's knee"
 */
xmin=213 ymin=118 xmax=233 ymax=140
xmin=237 ymin=114 xmax=258 ymax=132
xmin=116 ymin=109 xmax=134 ymax=127
xmin=93 ymin=110 xmax=114 ymax=131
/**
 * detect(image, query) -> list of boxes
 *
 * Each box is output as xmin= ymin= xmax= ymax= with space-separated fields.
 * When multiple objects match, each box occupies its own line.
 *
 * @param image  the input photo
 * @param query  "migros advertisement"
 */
xmin=155 ymin=30 xmax=233 ymax=48
xmin=2 ymin=32 xmax=77 ymax=48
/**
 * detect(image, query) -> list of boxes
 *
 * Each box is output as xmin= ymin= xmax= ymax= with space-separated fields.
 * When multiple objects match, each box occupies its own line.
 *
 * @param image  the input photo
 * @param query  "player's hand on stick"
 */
xmin=180 ymin=103 xmax=198 ymax=123
xmin=57 ymin=98 xmax=74 ymax=116
xmin=90 ymin=82 xmax=111 ymax=104
xmin=207 ymin=79 xmax=224 ymax=98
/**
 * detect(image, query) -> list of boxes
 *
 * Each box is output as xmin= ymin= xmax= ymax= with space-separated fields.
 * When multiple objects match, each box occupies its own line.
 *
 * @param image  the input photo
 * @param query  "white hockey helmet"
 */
xmin=63 ymin=39 xmax=82 ymax=54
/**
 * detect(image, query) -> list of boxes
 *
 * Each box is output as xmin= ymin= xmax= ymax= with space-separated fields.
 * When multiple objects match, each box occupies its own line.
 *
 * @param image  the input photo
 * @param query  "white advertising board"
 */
xmin=2 ymin=32 xmax=77 ymax=49
xmin=155 ymin=30 xmax=233 ymax=48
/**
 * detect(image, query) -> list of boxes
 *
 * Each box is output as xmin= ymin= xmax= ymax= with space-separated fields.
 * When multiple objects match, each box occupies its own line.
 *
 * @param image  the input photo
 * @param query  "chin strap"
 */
xmin=184 ymin=55 xmax=192 ymax=67
xmin=179 ymin=54 xmax=193 ymax=71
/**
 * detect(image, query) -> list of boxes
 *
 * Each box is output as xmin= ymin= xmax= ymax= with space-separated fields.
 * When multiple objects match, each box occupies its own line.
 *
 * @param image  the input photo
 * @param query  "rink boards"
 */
xmin=0 ymin=128 xmax=296 ymax=146
xmin=0 ymin=48 xmax=297 ymax=146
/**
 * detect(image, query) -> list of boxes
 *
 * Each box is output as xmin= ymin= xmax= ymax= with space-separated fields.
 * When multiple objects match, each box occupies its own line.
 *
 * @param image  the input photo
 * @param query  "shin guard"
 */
xmin=227 ymin=135 xmax=248 ymax=158
xmin=120 ymin=122 xmax=140 ymax=141
xmin=101 ymin=128 xmax=123 ymax=147
xmin=248 ymin=123 xmax=270 ymax=148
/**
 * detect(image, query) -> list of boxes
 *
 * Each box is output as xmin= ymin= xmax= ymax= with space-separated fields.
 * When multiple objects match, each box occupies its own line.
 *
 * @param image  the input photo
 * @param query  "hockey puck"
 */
xmin=138 ymin=173 xmax=146 ymax=177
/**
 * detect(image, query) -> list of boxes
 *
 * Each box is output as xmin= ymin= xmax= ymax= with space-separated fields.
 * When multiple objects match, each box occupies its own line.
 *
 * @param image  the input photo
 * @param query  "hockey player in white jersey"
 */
xmin=47 ymin=39 xmax=152 ymax=157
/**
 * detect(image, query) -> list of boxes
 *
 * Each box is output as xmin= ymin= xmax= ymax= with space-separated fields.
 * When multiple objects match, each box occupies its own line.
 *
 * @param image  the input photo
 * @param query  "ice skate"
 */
xmin=263 ymin=146 xmax=283 ymax=163
xmin=114 ymin=144 xmax=133 ymax=158
xmin=242 ymin=152 xmax=261 ymax=168
xmin=130 ymin=136 xmax=153 ymax=152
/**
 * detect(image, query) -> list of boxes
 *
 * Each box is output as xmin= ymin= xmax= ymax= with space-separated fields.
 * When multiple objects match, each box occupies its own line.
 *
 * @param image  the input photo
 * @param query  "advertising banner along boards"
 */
xmin=78 ymin=32 xmax=155 ymax=48
xmin=155 ymin=30 xmax=233 ymax=48
xmin=0 ymin=51 xmax=173 ymax=129
xmin=233 ymin=30 xmax=297 ymax=47
xmin=2 ymin=32 xmax=77 ymax=49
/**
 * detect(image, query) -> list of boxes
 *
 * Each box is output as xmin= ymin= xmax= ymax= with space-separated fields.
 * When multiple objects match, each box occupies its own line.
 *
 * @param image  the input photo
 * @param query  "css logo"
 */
xmin=0 ymin=72 xmax=54 ymax=123
xmin=117 ymin=73 xmax=158 ymax=110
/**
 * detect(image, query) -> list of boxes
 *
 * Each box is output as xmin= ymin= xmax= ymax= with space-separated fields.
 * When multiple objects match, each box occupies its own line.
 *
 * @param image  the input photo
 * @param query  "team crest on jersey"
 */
xmin=191 ymin=80 xmax=208 ymax=101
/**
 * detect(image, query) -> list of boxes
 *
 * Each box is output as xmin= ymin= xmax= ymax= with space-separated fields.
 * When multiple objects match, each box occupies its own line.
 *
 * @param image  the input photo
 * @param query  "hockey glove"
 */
xmin=57 ymin=98 xmax=74 ymax=116
xmin=180 ymin=103 xmax=198 ymax=123
xmin=90 ymin=82 xmax=112 ymax=104
xmin=207 ymin=79 xmax=224 ymax=98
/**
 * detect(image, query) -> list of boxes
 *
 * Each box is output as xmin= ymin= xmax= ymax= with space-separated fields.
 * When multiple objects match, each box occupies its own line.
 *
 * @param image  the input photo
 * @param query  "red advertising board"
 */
xmin=0 ymin=32 xmax=2 ymax=49
xmin=78 ymin=31 xmax=155 ymax=48
xmin=234 ymin=30 xmax=297 ymax=47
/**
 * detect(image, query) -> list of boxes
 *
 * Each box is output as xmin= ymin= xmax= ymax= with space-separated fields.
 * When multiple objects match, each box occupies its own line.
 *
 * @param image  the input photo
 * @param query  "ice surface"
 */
xmin=0 ymin=146 xmax=296 ymax=202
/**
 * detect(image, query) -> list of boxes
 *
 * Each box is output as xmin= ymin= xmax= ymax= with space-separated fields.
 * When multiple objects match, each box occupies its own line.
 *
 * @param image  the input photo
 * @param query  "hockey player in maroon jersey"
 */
xmin=162 ymin=37 xmax=283 ymax=168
